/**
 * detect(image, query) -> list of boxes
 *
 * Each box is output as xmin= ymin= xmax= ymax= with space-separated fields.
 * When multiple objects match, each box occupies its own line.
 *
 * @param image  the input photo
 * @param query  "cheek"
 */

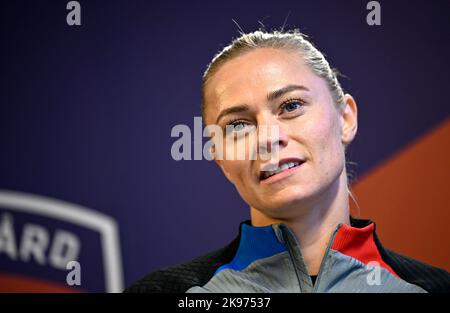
xmin=221 ymin=159 xmax=250 ymax=183
xmin=304 ymin=107 xmax=343 ymax=167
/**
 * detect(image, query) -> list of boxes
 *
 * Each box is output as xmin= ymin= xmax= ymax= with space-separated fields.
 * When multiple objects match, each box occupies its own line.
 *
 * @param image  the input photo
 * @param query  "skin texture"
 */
xmin=204 ymin=48 xmax=358 ymax=274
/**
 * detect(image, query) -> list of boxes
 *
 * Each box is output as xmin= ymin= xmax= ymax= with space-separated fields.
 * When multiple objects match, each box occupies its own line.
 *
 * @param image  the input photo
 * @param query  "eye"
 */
xmin=233 ymin=122 xmax=247 ymax=131
xmin=280 ymin=99 xmax=304 ymax=114
xmin=226 ymin=120 xmax=250 ymax=133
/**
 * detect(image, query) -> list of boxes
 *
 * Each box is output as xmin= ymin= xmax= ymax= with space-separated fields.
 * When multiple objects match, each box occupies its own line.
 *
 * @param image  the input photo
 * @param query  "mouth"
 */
xmin=259 ymin=158 xmax=305 ymax=181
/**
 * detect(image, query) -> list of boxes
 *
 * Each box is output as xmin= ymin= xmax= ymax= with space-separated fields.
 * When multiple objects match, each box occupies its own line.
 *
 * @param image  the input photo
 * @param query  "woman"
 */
xmin=125 ymin=29 xmax=450 ymax=293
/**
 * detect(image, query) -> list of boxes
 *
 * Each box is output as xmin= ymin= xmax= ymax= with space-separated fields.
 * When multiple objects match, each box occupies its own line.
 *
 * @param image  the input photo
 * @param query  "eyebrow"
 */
xmin=215 ymin=104 xmax=250 ymax=124
xmin=267 ymin=84 xmax=309 ymax=102
xmin=215 ymin=84 xmax=309 ymax=124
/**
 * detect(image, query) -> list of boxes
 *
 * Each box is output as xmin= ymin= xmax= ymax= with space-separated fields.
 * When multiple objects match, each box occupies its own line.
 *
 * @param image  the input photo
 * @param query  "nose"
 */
xmin=257 ymin=115 xmax=289 ymax=162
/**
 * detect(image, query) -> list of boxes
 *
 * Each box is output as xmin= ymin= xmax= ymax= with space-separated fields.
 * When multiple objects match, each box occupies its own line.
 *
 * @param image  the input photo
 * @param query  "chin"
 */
xmin=256 ymin=186 xmax=317 ymax=213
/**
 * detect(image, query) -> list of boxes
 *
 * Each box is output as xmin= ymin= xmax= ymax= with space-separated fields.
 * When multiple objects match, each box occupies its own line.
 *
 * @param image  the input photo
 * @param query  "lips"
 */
xmin=259 ymin=158 xmax=305 ymax=181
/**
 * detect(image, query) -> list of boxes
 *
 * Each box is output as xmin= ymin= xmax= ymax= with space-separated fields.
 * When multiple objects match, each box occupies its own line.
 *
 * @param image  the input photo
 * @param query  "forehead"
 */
xmin=204 ymin=48 xmax=325 ymax=120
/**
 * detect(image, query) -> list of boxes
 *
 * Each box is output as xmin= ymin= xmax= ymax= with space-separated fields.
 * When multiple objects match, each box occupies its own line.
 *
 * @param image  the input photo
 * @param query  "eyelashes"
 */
xmin=279 ymin=98 xmax=306 ymax=114
xmin=224 ymin=97 xmax=306 ymax=132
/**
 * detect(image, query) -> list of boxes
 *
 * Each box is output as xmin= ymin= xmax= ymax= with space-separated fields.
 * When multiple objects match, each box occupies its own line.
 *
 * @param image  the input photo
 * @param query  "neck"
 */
xmin=250 ymin=170 xmax=350 ymax=275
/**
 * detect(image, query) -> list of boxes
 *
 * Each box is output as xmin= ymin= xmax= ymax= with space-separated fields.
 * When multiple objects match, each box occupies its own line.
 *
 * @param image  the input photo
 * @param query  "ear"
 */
xmin=339 ymin=94 xmax=358 ymax=146
xmin=211 ymin=145 xmax=235 ymax=184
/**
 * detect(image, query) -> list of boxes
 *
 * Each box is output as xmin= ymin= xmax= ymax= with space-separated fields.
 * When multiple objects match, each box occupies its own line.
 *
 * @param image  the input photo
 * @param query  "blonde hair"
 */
xmin=201 ymin=28 xmax=345 ymax=120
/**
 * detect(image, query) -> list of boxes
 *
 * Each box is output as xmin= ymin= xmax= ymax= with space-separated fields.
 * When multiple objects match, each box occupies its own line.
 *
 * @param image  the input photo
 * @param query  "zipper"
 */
xmin=281 ymin=226 xmax=305 ymax=292
xmin=312 ymin=223 xmax=343 ymax=292
xmin=280 ymin=225 xmax=314 ymax=293
xmin=281 ymin=223 xmax=343 ymax=292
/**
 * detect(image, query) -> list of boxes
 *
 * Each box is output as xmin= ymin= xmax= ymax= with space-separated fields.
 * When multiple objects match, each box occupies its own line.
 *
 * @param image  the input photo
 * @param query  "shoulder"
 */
xmin=123 ymin=237 xmax=240 ymax=293
xmin=367 ymin=218 xmax=450 ymax=293
xmin=383 ymin=249 xmax=450 ymax=293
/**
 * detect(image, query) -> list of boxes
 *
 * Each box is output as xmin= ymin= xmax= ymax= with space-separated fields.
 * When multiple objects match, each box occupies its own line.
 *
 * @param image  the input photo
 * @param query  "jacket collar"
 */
xmin=217 ymin=217 xmax=398 ymax=277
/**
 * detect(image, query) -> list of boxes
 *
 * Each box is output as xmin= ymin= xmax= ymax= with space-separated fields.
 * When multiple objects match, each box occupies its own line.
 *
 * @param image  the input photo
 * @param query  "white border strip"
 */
xmin=0 ymin=189 xmax=124 ymax=293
